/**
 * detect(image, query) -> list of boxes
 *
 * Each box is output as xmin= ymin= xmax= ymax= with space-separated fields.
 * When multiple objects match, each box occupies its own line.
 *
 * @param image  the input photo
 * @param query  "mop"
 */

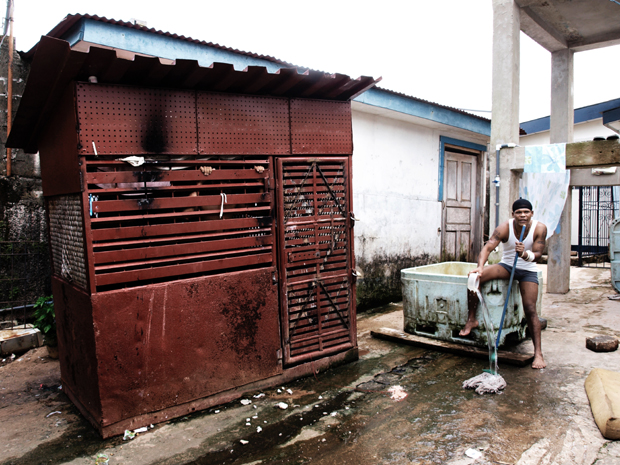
xmin=463 ymin=225 xmax=526 ymax=395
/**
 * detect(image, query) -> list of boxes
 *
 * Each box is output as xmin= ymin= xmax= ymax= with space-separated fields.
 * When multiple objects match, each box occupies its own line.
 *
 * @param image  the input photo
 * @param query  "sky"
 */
xmin=10 ymin=0 xmax=620 ymax=122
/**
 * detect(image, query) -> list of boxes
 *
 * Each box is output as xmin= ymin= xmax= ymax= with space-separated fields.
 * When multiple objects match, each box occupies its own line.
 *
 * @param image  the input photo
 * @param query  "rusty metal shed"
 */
xmin=7 ymin=36 xmax=379 ymax=438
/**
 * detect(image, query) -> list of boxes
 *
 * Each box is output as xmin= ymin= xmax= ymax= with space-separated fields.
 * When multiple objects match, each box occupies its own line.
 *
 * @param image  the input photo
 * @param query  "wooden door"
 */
xmin=276 ymin=157 xmax=356 ymax=366
xmin=442 ymin=151 xmax=477 ymax=262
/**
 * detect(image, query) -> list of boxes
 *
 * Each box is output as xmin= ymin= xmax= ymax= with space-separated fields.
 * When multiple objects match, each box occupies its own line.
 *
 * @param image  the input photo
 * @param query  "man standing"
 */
xmin=459 ymin=199 xmax=547 ymax=369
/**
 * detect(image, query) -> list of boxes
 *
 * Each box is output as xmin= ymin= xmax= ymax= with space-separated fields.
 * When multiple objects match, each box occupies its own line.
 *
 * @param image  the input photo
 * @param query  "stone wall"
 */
xmin=0 ymin=39 xmax=51 ymax=307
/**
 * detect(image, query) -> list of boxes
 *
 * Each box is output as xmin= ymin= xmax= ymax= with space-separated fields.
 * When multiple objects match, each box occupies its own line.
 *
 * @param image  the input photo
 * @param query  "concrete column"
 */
xmin=547 ymin=49 xmax=574 ymax=294
xmin=490 ymin=0 xmax=520 ymax=235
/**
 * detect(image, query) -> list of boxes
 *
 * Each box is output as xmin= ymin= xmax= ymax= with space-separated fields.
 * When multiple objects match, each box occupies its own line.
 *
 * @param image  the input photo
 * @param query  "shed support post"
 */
xmin=490 ymin=0 xmax=521 ymax=233
xmin=547 ymin=49 xmax=574 ymax=294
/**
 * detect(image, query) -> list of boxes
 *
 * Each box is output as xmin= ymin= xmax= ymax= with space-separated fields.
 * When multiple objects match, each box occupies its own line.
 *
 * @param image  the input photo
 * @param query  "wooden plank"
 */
xmin=93 ymin=234 xmax=273 ymax=264
xmin=370 ymin=327 xmax=534 ymax=367
xmin=93 ymin=192 xmax=272 ymax=213
xmin=95 ymin=252 xmax=273 ymax=287
xmin=566 ymin=140 xmax=620 ymax=168
xmin=86 ymin=168 xmax=267 ymax=185
xmin=92 ymin=217 xmax=271 ymax=241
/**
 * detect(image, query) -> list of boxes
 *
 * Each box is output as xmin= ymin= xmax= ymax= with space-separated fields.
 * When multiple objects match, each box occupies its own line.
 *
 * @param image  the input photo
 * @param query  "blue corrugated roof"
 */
xmin=520 ymin=98 xmax=620 ymax=135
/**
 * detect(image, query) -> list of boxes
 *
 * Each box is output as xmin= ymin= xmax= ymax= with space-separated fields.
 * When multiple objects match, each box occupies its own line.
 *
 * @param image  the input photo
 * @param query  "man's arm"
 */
xmin=470 ymin=222 xmax=508 ymax=274
xmin=530 ymin=223 xmax=547 ymax=261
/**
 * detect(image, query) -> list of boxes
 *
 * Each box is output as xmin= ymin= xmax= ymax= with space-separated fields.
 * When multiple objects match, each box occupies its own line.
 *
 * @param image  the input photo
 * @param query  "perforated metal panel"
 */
xmin=277 ymin=157 xmax=354 ymax=365
xmin=48 ymin=195 xmax=88 ymax=290
xmin=290 ymin=100 xmax=353 ymax=154
xmin=77 ymin=83 xmax=198 ymax=155
xmin=197 ymin=92 xmax=290 ymax=155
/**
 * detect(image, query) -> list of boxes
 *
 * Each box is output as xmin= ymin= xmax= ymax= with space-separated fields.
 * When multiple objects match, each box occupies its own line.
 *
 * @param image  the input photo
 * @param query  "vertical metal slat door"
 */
xmin=277 ymin=157 xmax=355 ymax=366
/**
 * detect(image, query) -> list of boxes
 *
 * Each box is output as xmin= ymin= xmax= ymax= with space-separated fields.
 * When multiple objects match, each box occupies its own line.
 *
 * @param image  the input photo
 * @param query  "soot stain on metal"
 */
xmin=142 ymin=114 xmax=167 ymax=153
xmin=219 ymin=275 xmax=267 ymax=359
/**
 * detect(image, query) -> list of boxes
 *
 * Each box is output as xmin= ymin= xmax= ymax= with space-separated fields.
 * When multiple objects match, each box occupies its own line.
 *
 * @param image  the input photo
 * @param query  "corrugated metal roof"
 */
xmin=373 ymin=86 xmax=491 ymax=123
xmin=8 ymin=36 xmax=380 ymax=152
xmin=24 ymin=13 xmax=298 ymax=68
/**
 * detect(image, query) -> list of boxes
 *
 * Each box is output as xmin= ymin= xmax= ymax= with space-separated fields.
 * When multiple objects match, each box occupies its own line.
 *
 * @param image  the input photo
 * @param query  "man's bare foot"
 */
xmin=459 ymin=319 xmax=479 ymax=336
xmin=532 ymin=354 xmax=546 ymax=369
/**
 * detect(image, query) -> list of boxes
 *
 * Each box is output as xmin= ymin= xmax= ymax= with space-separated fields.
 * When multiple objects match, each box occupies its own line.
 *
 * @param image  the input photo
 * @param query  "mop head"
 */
xmin=463 ymin=372 xmax=506 ymax=395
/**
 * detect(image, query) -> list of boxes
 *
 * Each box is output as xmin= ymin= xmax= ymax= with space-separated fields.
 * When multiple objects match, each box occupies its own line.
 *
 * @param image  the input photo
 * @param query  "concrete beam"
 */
xmin=490 ymin=0 xmax=521 ymax=233
xmin=519 ymin=6 xmax=567 ymax=52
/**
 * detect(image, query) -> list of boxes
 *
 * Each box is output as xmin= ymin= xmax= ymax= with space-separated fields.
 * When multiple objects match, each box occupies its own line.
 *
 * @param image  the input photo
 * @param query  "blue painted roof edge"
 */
xmin=353 ymin=88 xmax=491 ymax=136
xmin=71 ymin=18 xmax=285 ymax=72
xmin=521 ymin=97 xmax=620 ymax=135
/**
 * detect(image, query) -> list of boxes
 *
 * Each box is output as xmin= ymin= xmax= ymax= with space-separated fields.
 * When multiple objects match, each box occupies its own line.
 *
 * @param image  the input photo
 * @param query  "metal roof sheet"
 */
xmin=8 ymin=36 xmax=380 ymax=152
xmin=24 ymin=13 xmax=298 ymax=68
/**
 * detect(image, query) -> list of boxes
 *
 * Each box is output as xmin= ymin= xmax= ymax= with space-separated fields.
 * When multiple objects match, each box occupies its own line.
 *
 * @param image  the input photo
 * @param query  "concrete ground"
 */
xmin=2 ymin=265 xmax=620 ymax=465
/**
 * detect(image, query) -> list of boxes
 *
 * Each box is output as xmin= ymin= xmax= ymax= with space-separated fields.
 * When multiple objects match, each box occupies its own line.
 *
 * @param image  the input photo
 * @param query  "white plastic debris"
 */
xmin=214 ymin=410 xmax=220 ymax=414
xmin=252 ymin=415 xmax=258 ymax=419
xmin=286 ymin=389 xmax=293 ymax=395
xmin=118 ymin=156 xmax=145 ymax=167
xmin=46 ymin=411 xmax=62 ymax=418
xmin=253 ymin=405 xmax=257 ymax=409
xmin=318 ymin=395 xmax=323 ymax=399
xmin=465 ymin=448 xmax=482 ymax=459
xmin=256 ymin=426 xmax=262 ymax=433
xmin=277 ymin=389 xmax=282 ymax=393
xmin=387 ymin=385 xmax=408 ymax=401
xmin=240 ymin=399 xmax=252 ymax=405
xmin=133 ymin=426 xmax=148 ymax=434
xmin=123 ymin=430 xmax=136 ymax=440
xmin=246 ymin=422 xmax=251 ymax=426
xmin=275 ymin=402 xmax=288 ymax=410
xmin=246 ymin=418 xmax=251 ymax=422
xmin=253 ymin=393 xmax=265 ymax=398
xmin=240 ymin=439 xmax=249 ymax=445
xmin=330 ymin=412 xmax=338 ymax=416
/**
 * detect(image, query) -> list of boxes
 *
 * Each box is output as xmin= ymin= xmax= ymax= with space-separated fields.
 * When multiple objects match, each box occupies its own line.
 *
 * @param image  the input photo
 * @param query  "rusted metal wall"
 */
xmin=92 ymin=268 xmax=281 ymax=428
xmin=40 ymin=82 xmax=357 ymax=436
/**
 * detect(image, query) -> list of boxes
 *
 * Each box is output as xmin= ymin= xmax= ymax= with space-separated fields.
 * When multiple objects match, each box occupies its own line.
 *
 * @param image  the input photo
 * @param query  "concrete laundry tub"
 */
xmin=401 ymin=262 xmax=542 ymax=347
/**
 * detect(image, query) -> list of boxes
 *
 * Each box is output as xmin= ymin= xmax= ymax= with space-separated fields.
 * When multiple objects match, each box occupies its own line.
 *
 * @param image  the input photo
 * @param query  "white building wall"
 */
xmin=351 ymin=110 xmax=442 ymax=263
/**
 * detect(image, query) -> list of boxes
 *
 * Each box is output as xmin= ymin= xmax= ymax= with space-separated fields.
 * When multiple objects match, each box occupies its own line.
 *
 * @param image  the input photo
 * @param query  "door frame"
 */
xmin=438 ymin=136 xmax=487 ymax=261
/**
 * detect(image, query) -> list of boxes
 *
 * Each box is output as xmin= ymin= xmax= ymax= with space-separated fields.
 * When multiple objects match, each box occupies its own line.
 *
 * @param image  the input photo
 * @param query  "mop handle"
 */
xmin=495 ymin=224 xmax=527 ymax=349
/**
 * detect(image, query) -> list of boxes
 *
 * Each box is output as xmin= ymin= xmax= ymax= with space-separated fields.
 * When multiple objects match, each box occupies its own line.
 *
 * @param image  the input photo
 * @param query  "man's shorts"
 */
xmin=498 ymin=263 xmax=539 ymax=284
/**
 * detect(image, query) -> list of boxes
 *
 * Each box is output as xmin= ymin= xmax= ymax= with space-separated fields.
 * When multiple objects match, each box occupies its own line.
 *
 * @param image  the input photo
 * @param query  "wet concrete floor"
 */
xmin=2 ymin=265 xmax=620 ymax=464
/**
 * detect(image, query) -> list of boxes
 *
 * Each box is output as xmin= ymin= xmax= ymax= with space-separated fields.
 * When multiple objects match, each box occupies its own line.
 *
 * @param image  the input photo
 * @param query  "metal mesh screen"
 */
xmin=48 ymin=195 xmax=88 ymax=289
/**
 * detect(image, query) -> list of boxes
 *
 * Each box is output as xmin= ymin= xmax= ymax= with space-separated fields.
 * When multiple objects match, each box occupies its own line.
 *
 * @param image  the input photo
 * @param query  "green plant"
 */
xmin=32 ymin=296 xmax=57 ymax=347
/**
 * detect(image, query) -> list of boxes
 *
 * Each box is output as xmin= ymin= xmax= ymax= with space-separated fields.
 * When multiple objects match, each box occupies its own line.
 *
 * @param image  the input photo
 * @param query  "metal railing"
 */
xmin=0 ymin=241 xmax=51 ymax=328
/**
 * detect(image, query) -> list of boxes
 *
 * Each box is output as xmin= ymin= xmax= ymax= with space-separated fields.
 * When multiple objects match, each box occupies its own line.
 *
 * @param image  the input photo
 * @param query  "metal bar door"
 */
xmin=276 ymin=157 xmax=355 ymax=366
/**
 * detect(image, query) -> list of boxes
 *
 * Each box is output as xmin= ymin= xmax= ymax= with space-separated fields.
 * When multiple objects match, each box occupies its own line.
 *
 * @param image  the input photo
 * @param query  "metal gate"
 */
xmin=574 ymin=186 xmax=618 ymax=267
xmin=277 ymin=157 xmax=355 ymax=366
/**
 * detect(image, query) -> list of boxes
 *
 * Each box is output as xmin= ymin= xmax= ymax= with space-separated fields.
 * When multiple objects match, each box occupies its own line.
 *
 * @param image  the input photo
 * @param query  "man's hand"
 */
xmin=515 ymin=241 xmax=525 ymax=257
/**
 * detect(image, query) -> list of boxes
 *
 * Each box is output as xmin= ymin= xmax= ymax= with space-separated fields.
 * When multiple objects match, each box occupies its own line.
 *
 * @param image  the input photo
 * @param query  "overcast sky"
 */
xmin=11 ymin=0 xmax=620 ymax=122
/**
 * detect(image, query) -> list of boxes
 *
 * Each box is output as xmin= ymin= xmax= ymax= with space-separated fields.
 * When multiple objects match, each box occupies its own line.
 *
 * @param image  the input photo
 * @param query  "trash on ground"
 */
xmin=240 ymin=439 xmax=249 ymax=445
xmin=286 ymin=389 xmax=293 ymax=394
xmin=46 ymin=411 xmax=62 ymax=417
xmin=387 ymin=385 xmax=408 ymax=401
xmin=134 ymin=426 xmax=148 ymax=433
xmin=240 ymin=399 xmax=252 ymax=405
xmin=95 ymin=453 xmax=109 ymax=464
xmin=123 ymin=430 xmax=136 ymax=440
xmin=257 ymin=426 xmax=262 ymax=433
xmin=253 ymin=393 xmax=265 ymax=398
xmin=463 ymin=372 xmax=506 ymax=395
xmin=465 ymin=448 xmax=483 ymax=459
xmin=275 ymin=402 xmax=288 ymax=409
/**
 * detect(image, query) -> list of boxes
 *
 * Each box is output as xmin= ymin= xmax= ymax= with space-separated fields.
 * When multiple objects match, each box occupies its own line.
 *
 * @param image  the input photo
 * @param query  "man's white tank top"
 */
xmin=500 ymin=219 xmax=539 ymax=271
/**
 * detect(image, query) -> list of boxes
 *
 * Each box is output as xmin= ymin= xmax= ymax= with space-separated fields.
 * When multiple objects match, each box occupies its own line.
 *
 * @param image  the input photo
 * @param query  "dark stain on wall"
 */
xmin=356 ymin=252 xmax=436 ymax=312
